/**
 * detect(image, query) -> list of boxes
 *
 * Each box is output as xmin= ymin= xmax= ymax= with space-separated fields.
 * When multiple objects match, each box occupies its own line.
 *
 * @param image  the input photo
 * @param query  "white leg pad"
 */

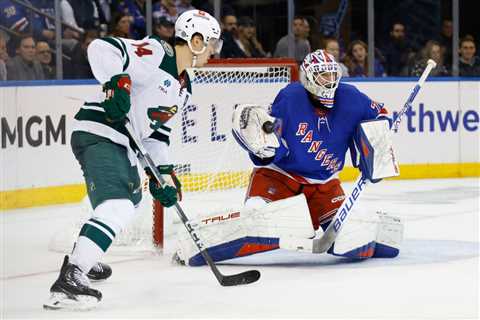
xmin=176 ymin=194 xmax=315 ymax=263
xmin=375 ymin=212 xmax=403 ymax=250
xmin=330 ymin=208 xmax=380 ymax=255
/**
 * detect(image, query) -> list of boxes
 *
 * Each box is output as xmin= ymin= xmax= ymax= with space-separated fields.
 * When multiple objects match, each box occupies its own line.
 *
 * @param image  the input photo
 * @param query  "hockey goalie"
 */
xmin=175 ymin=50 xmax=403 ymax=266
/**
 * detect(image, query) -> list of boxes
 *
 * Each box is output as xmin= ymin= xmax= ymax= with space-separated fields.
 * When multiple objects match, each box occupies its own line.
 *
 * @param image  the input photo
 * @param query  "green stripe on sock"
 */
xmin=89 ymin=218 xmax=116 ymax=238
xmin=79 ymin=223 xmax=113 ymax=252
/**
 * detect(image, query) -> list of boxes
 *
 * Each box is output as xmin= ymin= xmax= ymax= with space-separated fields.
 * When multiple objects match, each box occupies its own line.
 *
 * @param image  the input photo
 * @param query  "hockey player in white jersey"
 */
xmin=44 ymin=10 xmax=222 ymax=310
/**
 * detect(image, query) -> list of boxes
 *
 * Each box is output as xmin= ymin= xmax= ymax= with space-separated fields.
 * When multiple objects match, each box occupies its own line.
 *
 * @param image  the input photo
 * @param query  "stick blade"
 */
xmin=220 ymin=270 xmax=261 ymax=286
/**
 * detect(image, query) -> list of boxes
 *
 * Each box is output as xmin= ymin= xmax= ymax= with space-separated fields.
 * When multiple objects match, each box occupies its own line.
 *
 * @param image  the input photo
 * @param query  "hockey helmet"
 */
xmin=175 ymin=10 xmax=222 ymax=56
xmin=299 ymin=49 xmax=342 ymax=108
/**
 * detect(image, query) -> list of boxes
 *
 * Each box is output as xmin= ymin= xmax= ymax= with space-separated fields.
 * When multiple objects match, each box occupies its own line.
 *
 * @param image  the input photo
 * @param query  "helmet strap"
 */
xmin=191 ymin=54 xmax=198 ymax=67
xmin=187 ymin=39 xmax=207 ymax=68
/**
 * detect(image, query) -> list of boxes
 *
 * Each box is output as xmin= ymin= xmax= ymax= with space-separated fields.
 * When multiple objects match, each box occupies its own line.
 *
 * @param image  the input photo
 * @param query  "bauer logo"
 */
xmin=332 ymin=178 xmax=367 ymax=232
xmin=1 ymin=115 xmax=66 ymax=149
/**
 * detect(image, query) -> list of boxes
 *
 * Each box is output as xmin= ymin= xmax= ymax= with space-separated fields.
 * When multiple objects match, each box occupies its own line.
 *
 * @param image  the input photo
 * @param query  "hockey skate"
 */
xmin=43 ymin=256 xmax=102 ymax=310
xmin=171 ymin=251 xmax=186 ymax=266
xmin=87 ymin=261 xmax=112 ymax=281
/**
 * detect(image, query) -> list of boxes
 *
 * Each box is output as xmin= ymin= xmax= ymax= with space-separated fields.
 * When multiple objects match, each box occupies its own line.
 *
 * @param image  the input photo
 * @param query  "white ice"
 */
xmin=1 ymin=178 xmax=479 ymax=319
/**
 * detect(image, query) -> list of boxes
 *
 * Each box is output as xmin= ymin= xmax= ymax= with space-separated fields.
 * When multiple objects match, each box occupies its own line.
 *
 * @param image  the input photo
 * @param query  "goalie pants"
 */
xmin=246 ymin=168 xmax=345 ymax=231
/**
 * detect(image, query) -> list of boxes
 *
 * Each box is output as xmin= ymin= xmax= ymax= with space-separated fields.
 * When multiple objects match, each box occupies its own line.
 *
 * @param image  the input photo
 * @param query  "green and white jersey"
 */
xmin=72 ymin=35 xmax=191 ymax=166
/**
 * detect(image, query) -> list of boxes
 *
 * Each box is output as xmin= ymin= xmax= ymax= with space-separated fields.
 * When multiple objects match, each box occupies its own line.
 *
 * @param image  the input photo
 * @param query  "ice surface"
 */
xmin=1 ymin=178 xmax=479 ymax=319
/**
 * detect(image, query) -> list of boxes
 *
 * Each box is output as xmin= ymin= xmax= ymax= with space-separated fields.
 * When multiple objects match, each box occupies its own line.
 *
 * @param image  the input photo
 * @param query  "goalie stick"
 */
xmin=308 ymin=59 xmax=438 ymax=254
xmin=124 ymin=120 xmax=260 ymax=286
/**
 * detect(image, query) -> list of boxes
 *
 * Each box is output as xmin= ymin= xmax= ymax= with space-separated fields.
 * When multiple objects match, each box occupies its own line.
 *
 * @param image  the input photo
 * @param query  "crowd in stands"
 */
xmin=0 ymin=0 xmax=479 ymax=81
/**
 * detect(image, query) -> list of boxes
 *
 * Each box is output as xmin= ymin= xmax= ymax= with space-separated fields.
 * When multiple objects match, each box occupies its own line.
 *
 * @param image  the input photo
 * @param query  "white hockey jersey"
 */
xmin=72 ymin=35 xmax=191 ymax=166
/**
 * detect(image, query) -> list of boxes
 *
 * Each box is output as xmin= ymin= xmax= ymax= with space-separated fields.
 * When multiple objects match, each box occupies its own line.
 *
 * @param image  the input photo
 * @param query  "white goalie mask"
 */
xmin=175 ymin=10 xmax=223 ymax=56
xmin=300 ymin=50 xmax=342 ymax=108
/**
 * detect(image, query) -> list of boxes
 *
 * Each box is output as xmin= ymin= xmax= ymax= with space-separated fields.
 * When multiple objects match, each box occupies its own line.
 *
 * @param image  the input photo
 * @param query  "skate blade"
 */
xmin=43 ymin=292 xmax=100 ymax=311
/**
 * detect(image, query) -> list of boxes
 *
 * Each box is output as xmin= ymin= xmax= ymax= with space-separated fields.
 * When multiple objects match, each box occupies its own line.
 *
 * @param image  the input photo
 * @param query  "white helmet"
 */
xmin=300 ymin=50 xmax=342 ymax=108
xmin=175 ymin=10 xmax=222 ymax=56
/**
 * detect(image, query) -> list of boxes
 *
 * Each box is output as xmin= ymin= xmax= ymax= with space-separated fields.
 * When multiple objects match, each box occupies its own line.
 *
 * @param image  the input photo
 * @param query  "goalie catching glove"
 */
xmin=146 ymin=165 xmax=182 ymax=208
xmin=232 ymin=104 xmax=281 ymax=159
xmin=101 ymin=73 xmax=131 ymax=123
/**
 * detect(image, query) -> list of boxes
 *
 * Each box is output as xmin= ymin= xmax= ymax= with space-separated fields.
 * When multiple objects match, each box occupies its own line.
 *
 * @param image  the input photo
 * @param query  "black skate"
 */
xmin=87 ymin=262 xmax=112 ymax=281
xmin=43 ymin=256 xmax=102 ymax=310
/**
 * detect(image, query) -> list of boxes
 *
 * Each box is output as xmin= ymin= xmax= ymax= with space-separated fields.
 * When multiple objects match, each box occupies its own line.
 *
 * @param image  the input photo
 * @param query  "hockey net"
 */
xmin=49 ymin=58 xmax=298 ymax=255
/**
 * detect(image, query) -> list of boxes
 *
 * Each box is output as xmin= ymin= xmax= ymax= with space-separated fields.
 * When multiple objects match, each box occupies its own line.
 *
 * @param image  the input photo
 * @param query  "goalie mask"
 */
xmin=175 ymin=10 xmax=223 ymax=56
xmin=300 ymin=50 xmax=342 ymax=108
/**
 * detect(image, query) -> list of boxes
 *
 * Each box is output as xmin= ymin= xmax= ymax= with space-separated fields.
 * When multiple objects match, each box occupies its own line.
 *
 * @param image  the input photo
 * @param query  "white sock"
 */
xmin=70 ymin=199 xmax=136 ymax=273
xmin=70 ymin=236 xmax=105 ymax=273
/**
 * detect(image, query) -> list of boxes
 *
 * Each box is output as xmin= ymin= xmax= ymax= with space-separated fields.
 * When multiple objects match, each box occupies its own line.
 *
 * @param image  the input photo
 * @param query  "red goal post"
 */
xmin=153 ymin=58 xmax=299 ymax=248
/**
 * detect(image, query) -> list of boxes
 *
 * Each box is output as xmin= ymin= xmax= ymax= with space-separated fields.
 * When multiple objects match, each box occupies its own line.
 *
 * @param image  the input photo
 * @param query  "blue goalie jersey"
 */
xmin=251 ymin=81 xmax=386 ymax=183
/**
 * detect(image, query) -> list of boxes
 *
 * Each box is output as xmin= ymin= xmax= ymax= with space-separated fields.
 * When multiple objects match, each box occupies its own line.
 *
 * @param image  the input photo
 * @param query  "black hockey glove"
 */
xmin=101 ymin=73 xmax=131 ymax=123
xmin=146 ymin=165 xmax=182 ymax=208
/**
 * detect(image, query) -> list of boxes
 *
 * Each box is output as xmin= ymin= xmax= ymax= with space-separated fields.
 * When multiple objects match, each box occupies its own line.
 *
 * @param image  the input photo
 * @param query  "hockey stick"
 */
xmin=310 ymin=59 xmax=437 ymax=254
xmin=124 ymin=120 xmax=260 ymax=286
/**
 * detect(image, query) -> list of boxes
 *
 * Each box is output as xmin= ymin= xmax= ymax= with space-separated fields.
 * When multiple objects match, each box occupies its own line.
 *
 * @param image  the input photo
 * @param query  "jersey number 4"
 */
xmin=132 ymin=42 xmax=153 ymax=57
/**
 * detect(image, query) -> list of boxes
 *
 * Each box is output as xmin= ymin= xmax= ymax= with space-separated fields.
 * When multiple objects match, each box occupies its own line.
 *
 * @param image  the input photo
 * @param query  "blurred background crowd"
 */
xmin=0 ymin=0 xmax=479 ymax=81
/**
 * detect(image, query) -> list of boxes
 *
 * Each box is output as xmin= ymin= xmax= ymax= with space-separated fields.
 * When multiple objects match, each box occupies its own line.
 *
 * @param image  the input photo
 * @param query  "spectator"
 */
xmin=438 ymin=19 xmax=453 ymax=69
xmin=6 ymin=35 xmax=44 ymax=80
xmin=109 ymin=12 xmax=132 ymax=38
xmin=345 ymin=40 xmax=385 ymax=77
xmin=220 ymin=13 xmax=245 ymax=58
xmin=60 ymin=0 xmax=84 ymax=36
xmin=64 ymin=29 xmax=98 ymax=79
xmin=0 ymin=1 xmax=30 ymax=34
xmin=274 ymin=16 xmax=311 ymax=64
xmin=410 ymin=40 xmax=449 ymax=77
xmin=67 ymin=0 xmax=108 ymax=31
xmin=176 ymin=0 xmax=195 ymax=16
xmin=153 ymin=16 xmax=175 ymax=45
xmin=153 ymin=0 xmax=178 ymax=26
xmin=381 ymin=22 xmax=413 ymax=76
xmin=459 ymin=35 xmax=480 ymax=77
xmin=35 ymin=41 xmax=55 ymax=79
xmin=0 ymin=33 xmax=8 ymax=80
xmin=323 ymin=38 xmax=349 ymax=77
xmin=301 ymin=17 xmax=311 ymax=43
xmin=29 ymin=0 xmax=56 ymax=42
xmin=29 ymin=0 xmax=78 ymax=53
xmin=116 ymin=0 xmax=146 ymax=39
xmin=235 ymin=16 xmax=266 ymax=58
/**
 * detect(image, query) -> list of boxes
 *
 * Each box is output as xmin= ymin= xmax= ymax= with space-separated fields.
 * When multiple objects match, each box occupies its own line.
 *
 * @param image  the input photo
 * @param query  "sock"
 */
xmin=70 ymin=199 xmax=135 ymax=273
xmin=70 ymin=217 xmax=117 ymax=273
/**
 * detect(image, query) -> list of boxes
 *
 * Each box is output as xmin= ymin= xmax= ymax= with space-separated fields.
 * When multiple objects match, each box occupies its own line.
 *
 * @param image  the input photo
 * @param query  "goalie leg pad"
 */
xmin=175 ymin=194 xmax=315 ymax=265
xmin=189 ymin=237 xmax=280 ymax=266
xmin=327 ymin=206 xmax=380 ymax=259
xmin=372 ymin=212 xmax=403 ymax=258
xmin=327 ymin=210 xmax=403 ymax=259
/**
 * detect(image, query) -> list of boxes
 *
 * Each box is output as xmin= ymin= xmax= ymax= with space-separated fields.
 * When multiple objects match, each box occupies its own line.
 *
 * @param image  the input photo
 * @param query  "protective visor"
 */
xmin=209 ymin=38 xmax=223 ymax=55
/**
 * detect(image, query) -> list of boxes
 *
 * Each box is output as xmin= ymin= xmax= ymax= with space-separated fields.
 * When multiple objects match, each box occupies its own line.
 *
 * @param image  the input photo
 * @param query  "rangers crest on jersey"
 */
xmin=148 ymin=105 xmax=178 ymax=129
